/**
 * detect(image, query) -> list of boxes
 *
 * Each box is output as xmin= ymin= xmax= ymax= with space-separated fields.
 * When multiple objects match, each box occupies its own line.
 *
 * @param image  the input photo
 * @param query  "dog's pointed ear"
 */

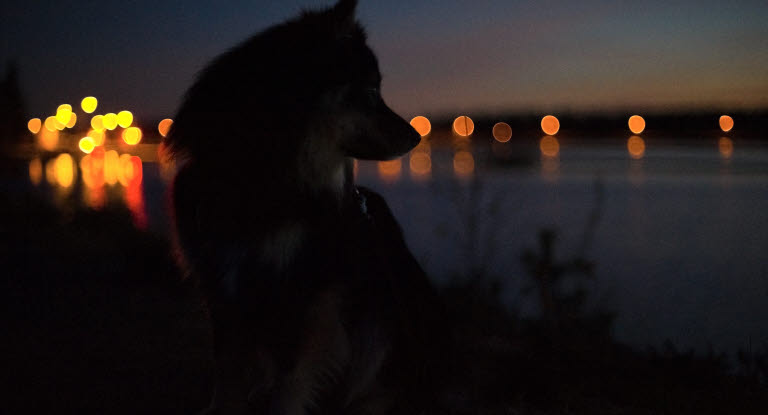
xmin=331 ymin=0 xmax=358 ymax=36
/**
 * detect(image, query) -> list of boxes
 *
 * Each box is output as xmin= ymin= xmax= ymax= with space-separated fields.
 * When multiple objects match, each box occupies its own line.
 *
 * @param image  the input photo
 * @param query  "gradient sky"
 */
xmin=2 ymin=0 xmax=767 ymax=121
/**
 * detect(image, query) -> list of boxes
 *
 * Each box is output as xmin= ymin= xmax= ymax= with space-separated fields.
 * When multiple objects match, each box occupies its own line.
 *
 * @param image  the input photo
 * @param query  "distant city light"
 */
xmin=79 ymin=136 xmax=96 ymax=154
xmin=453 ymin=116 xmax=475 ymax=137
xmin=122 ymin=127 xmax=142 ymax=145
xmin=719 ymin=115 xmax=734 ymax=132
xmin=117 ymin=111 xmax=133 ymax=128
xmin=28 ymin=118 xmax=41 ymax=134
xmin=55 ymin=104 xmax=72 ymax=125
xmin=627 ymin=136 xmax=645 ymax=159
xmin=158 ymin=118 xmax=173 ymax=137
xmin=103 ymin=113 xmax=118 ymax=130
xmin=540 ymin=136 xmax=560 ymax=157
xmin=91 ymin=115 xmax=104 ymax=131
xmin=718 ymin=137 xmax=734 ymax=158
xmin=81 ymin=96 xmax=98 ymax=113
xmin=628 ymin=115 xmax=645 ymax=134
xmin=541 ymin=115 xmax=560 ymax=135
xmin=492 ymin=122 xmax=512 ymax=142
xmin=410 ymin=116 xmax=431 ymax=137
xmin=453 ymin=151 xmax=474 ymax=177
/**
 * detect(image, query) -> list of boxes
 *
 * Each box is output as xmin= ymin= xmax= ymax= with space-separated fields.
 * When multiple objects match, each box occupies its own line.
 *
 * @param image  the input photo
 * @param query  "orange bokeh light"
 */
xmin=38 ymin=127 xmax=59 ymax=151
xmin=718 ymin=137 xmax=734 ymax=158
xmin=28 ymin=118 xmax=42 ymax=134
xmin=453 ymin=116 xmax=475 ymax=137
xmin=719 ymin=115 xmax=734 ymax=132
xmin=410 ymin=116 xmax=431 ymax=137
xmin=627 ymin=136 xmax=645 ymax=159
xmin=492 ymin=122 xmax=512 ymax=142
xmin=29 ymin=158 xmax=43 ymax=185
xmin=158 ymin=118 xmax=173 ymax=137
xmin=628 ymin=115 xmax=645 ymax=134
xmin=540 ymin=136 xmax=560 ymax=158
xmin=54 ymin=153 xmax=75 ymax=188
xmin=541 ymin=115 xmax=560 ymax=136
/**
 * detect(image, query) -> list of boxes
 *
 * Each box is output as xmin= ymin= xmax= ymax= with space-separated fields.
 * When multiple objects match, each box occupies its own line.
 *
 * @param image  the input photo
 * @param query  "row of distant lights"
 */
xmin=26 ymin=96 xmax=174 ymax=153
xmin=410 ymin=114 xmax=736 ymax=159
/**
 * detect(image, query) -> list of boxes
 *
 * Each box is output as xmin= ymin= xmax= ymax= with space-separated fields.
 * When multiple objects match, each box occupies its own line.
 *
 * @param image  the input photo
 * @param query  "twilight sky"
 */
xmin=2 ymin=0 xmax=768 ymax=121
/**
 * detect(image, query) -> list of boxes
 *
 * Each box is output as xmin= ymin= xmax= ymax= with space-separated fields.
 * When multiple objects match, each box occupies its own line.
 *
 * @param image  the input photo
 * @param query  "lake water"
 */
xmin=9 ymin=135 xmax=768 ymax=356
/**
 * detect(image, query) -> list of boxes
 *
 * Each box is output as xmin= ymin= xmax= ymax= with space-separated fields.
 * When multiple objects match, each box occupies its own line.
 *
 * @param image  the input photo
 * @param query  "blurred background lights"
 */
xmin=541 ymin=115 xmax=560 ymax=135
xmin=453 ymin=151 xmax=475 ymax=177
xmin=104 ymin=150 xmax=120 ymax=185
xmin=54 ymin=153 xmax=75 ymax=188
xmin=87 ymin=129 xmax=106 ymax=146
xmin=29 ymin=158 xmax=43 ymax=185
xmin=79 ymin=136 xmax=96 ymax=154
xmin=628 ymin=115 xmax=646 ymax=134
xmin=28 ymin=118 xmax=41 ymax=134
xmin=378 ymin=159 xmax=402 ymax=182
xmin=117 ymin=111 xmax=133 ymax=128
xmin=66 ymin=113 xmax=77 ymax=128
xmin=409 ymin=152 xmax=431 ymax=177
xmin=453 ymin=116 xmax=474 ymax=137
xmin=55 ymin=104 xmax=72 ymax=125
xmin=719 ymin=137 xmax=734 ymax=158
xmin=158 ymin=118 xmax=173 ymax=137
xmin=38 ymin=126 xmax=59 ymax=151
xmin=44 ymin=116 xmax=58 ymax=132
xmin=627 ymin=136 xmax=646 ymax=159
xmin=81 ymin=96 xmax=98 ymax=113
xmin=540 ymin=136 xmax=560 ymax=157
xmin=492 ymin=122 xmax=512 ymax=142
xmin=719 ymin=115 xmax=734 ymax=132
xmin=103 ymin=113 xmax=118 ymax=130
xmin=122 ymin=127 xmax=142 ymax=145
xmin=91 ymin=115 xmax=104 ymax=131
xmin=410 ymin=116 xmax=431 ymax=137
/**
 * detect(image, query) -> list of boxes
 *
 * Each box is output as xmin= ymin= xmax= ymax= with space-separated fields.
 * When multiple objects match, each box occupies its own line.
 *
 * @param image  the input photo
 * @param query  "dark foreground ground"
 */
xmin=2 ymin=186 xmax=767 ymax=414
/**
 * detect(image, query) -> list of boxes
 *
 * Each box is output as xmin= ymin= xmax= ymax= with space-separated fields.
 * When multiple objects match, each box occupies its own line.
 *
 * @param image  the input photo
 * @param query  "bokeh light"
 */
xmin=104 ymin=150 xmax=120 ymax=185
xmin=158 ymin=118 xmax=173 ymax=137
xmin=103 ymin=113 xmax=118 ymax=130
xmin=28 ymin=118 xmax=41 ymax=134
xmin=38 ymin=126 xmax=59 ymax=151
xmin=66 ymin=113 xmax=77 ymax=128
xmin=81 ymin=96 xmax=98 ymax=113
xmin=29 ymin=158 xmax=43 ymax=185
xmin=79 ymin=136 xmax=96 ymax=154
xmin=410 ymin=152 xmax=431 ymax=179
xmin=540 ymin=136 xmax=560 ymax=157
xmin=87 ymin=129 xmax=105 ymax=146
xmin=54 ymin=153 xmax=75 ymax=188
xmin=627 ymin=136 xmax=646 ymax=159
xmin=55 ymin=104 xmax=72 ymax=125
xmin=122 ymin=127 xmax=142 ymax=145
xmin=453 ymin=116 xmax=475 ymax=137
xmin=541 ymin=115 xmax=560 ymax=135
xmin=453 ymin=151 xmax=474 ymax=177
xmin=44 ymin=116 xmax=58 ymax=132
xmin=492 ymin=122 xmax=512 ymax=142
xmin=718 ymin=137 xmax=734 ymax=158
xmin=117 ymin=111 xmax=133 ymax=128
xmin=719 ymin=115 xmax=734 ymax=132
xmin=91 ymin=115 xmax=104 ymax=131
xmin=410 ymin=116 xmax=431 ymax=137
xmin=628 ymin=115 xmax=645 ymax=134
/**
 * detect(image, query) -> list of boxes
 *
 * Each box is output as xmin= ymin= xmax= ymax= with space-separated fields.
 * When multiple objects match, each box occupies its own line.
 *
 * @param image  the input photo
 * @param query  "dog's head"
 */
xmin=165 ymin=0 xmax=420 ymax=166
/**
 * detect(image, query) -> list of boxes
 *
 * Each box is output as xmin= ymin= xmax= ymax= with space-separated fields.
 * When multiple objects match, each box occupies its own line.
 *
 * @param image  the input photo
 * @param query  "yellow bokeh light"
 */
xmin=541 ymin=115 xmax=560 ymax=136
xmin=28 ymin=118 xmax=41 ymax=134
xmin=158 ymin=118 xmax=173 ymax=137
xmin=122 ymin=127 xmax=142 ymax=145
xmin=718 ymin=137 xmax=734 ymax=158
xmin=54 ymin=153 xmax=75 ymax=188
xmin=29 ymin=158 xmax=43 ymax=185
xmin=453 ymin=151 xmax=475 ymax=177
xmin=66 ymin=112 xmax=77 ymax=128
xmin=87 ymin=129 xmax=106 ymax=146
xmin=540 ymin=136 xmax=560 ymax=158
xmin=410 ymin=116 xmax=431 ymax=137
xmin=81 ymin=96 xmax=98 ymax=113
xmin=56 ymin=104 xmax=72 ymax=125
xmin=628 ymin=115 xmax=645 ymax=134
xmin=103 ymin=113 xmax=118 ymax=130
xmin=79 ymin=136 xmax=96 ymax=154
xmin=627 ymin=136 xmax=645 ymax=159
xmin=492 ymin=122 xmax=512 ymax=142
xmin=117 ymin=111 xmax=133 ymax=128
xmin=453 ymin=116 xmax=475 ymax=137
xmin=91 ymin=115 xmax=104 ymax=131
xmin=719 ymin=115 xmax=734 ymax=132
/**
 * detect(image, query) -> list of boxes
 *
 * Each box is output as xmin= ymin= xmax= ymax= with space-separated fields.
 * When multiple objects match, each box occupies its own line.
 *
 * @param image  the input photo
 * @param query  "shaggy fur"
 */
xmin=165 ymin=1 xmax=446 ymax=414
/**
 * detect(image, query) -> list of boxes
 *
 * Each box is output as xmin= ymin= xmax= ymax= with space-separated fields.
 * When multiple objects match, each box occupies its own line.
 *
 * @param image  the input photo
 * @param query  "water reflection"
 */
xmin=453 ymin=150 xmax=474 ymax=178
xmin=409 ymin=142 xmax=431 ymax=181
xmin=378 ymin=159 xmax=402 ymax=183
xmin=718 ymin=137 xmax=734 ymax=159
xmin=539 ymin=136 xmax=559 ymax=158
xmin=627 ymin=136 xmax=645 ymax=159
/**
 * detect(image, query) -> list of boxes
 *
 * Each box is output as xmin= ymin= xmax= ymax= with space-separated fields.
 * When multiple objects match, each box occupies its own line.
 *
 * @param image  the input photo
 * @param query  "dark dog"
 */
xmin=164 ymin=1 xmax=446 ymax=413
